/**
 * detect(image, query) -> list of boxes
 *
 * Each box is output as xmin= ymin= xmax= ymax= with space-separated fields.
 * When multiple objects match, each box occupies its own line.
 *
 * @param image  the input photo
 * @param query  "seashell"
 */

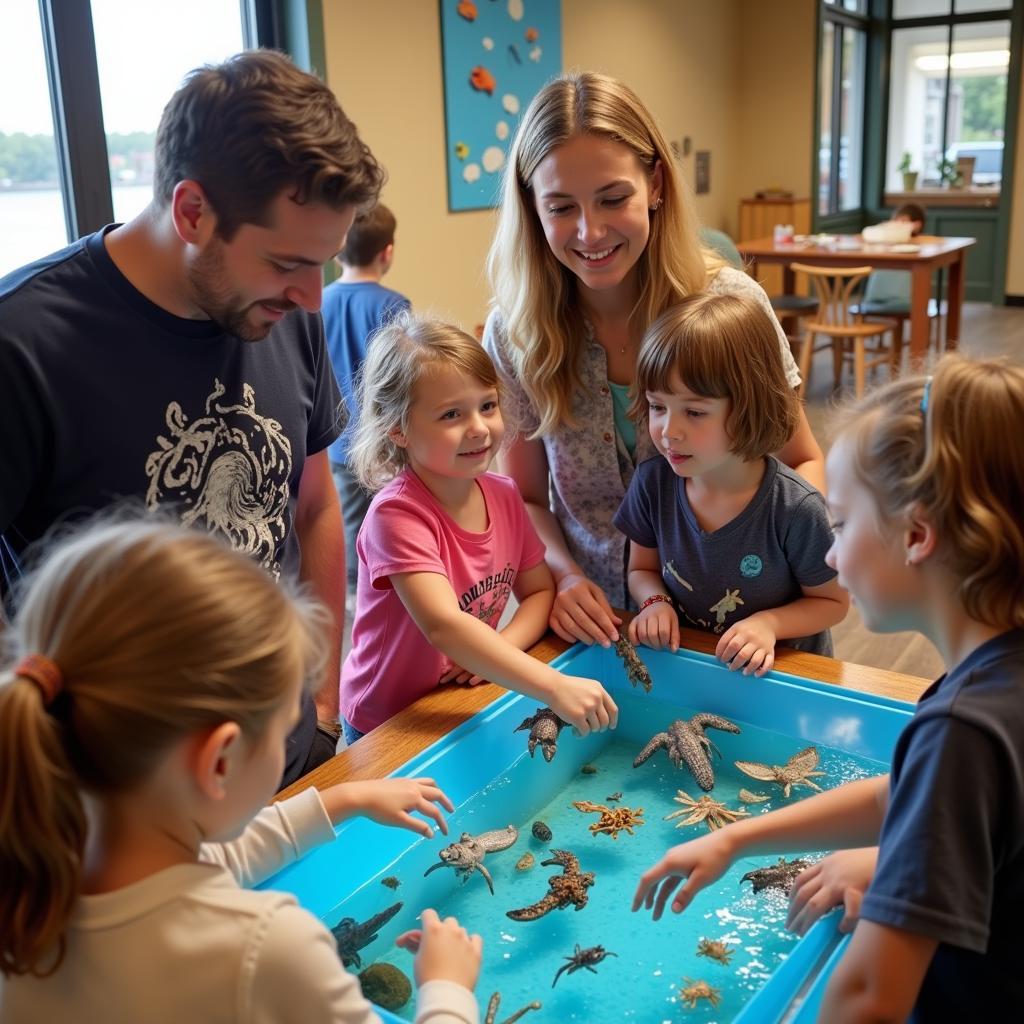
xmin=516 ymin=852 xmax=535 ymax=871
xmin=531 ymin=820 xmax=552 ymax=842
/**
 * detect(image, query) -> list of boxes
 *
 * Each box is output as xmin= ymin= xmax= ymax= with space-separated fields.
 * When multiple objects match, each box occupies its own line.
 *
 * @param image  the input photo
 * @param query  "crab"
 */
xmin=515 ymin=707 xmax=569 ymax=762
xmin=551 ymin=943 xmax=618 ymax=987
xmin=734 ymin=745 xmax=826 ymax=798
xmin=696 ymin=937 xmax=734 ymax=965
xmin=678 ymin=978 xmax=721 ymax=1009
xmin=663 ymin=790 xmax=750 ymax=831
xmin=572 ymin=800 xmax=646 ymax=839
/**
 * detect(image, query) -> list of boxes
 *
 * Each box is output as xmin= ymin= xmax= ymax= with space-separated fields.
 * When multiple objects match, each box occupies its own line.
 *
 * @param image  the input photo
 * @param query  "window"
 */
xmin=818 ymin=2 xmax=869 ymax=216
xmin=0 ymin=1 xmax=255 ymax=278
xmin=0 ymin=1 xmax=69 ymax=276
xmin=886 ymin=3 xmax=1011 ymax=191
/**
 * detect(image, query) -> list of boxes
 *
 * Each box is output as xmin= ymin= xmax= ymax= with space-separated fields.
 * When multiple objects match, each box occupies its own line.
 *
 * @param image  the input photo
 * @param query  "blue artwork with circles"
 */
xmin=439 ymin=0 xmax=563 ymax=212
xmin=740 ymin=554 xmax=763 ymax=579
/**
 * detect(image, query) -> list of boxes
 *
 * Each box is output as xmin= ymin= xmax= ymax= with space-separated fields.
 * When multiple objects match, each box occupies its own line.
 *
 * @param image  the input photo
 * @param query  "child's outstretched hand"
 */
xmin=786 ymin=847 xmax=878 ymax=936
xmin=325 ymin=777 xmax=455 ymax=838
xmin=715 ymin=614 xmax=777 ymax=676
xmin=438 ymin=662 xmax=485 ymax=686
xmin=549 ymin=676 xmax=619 ymax=737
xmin=395 ymin=908 xmax=483 ymax=991
xmin=632 ymin=831 xmax=736 ymax=920
xmin=629 ymin=602 xmax=679 ymax=652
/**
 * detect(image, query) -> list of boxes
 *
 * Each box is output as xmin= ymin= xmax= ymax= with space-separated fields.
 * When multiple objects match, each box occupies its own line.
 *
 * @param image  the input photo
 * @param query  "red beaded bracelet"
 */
xmin=640 ymin=594 xmax=673 ymax=611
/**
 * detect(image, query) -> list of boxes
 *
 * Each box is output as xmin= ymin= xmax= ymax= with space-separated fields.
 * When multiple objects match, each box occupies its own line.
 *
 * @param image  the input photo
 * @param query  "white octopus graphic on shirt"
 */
xmin=144 ymin=379 xmax=292 ymax=576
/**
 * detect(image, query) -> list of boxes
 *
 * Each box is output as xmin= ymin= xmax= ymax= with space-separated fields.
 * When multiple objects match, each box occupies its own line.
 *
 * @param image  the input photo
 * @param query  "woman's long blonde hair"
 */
xmin=0 ymin=518 xmax=328 ymax=978
xmin=487 ymin=71 xmax=726 ymax=436
xmin=834 ymin=355 xmax=1024 ymax=630
xmin=348 ymin=311 xmax=501 ymax=491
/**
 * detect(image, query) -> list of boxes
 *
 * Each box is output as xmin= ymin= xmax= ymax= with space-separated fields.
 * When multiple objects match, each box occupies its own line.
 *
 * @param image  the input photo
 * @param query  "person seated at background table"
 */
xmin=858 ymin=202 xmax=927 ymax=320
xmin=339 ymin=312 xmax=618 ymax=744
xmin=634 ymin=355 xmax=1024 ymax=1021
xmin=321 ymin=202 xmax=411 ymax=593
xmin=614 ymin=292 xmax=847 ymax=675
xmin=483 ymin=71 xmax=825 ymax=652
xmin=0 ymin=519 xmax=481 ymax=1023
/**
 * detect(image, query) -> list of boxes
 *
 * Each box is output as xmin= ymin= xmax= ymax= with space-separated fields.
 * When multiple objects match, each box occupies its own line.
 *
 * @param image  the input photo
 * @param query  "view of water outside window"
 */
xmin=887 ymin=19 xmax=1010 ymax=191
xmin=0 ymin=0 xmax=69 ymax=276
xmin=0 ymin=0 xmax=244 ymax=277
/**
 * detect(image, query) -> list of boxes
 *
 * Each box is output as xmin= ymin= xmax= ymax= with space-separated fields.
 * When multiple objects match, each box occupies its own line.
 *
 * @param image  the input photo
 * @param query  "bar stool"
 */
xmin=790 ymin=263 xmax=898 ymax=398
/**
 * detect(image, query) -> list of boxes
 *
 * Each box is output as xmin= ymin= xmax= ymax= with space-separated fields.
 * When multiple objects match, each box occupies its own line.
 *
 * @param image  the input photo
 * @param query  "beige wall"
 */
xmin=323 ymin=0 xmax=754 ymax=328
xmin=1005 ymin=70 xmax=1024 ymax=295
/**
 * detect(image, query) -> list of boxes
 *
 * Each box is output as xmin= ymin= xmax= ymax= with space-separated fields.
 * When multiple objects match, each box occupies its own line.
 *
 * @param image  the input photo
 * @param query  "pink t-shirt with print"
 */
xmin=340 ymin=469 xmax=547 ymax=733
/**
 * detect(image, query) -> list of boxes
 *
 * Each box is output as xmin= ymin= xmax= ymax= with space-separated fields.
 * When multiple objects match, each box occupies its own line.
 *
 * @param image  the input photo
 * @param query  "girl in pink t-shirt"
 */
xmin=341 ymin=313 xmax=618 ymax=741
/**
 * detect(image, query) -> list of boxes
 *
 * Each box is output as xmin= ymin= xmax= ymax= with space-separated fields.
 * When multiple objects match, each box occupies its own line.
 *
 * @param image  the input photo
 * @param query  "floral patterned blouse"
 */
xmin=483 ymin=267 xmax=802 ymax=608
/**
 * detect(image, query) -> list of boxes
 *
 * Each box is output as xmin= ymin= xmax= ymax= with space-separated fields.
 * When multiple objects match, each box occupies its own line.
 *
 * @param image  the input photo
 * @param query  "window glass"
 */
xmin=819 ymin=21 xmax=835 ymax=216
xmin=90 ymin=0 xmax=245 ymax=224
xmin=894 ymin=0 xmax=951 ymax=16
xmin=954 ymin=0 xmax=1010 ymax=12
xmin=839 ymin=26 xmax=866 ymax=210
xmin=0 ymin=0 xmax=69 ymax=275
xmin=945 ymin=20 xmax=1010 ymax=185
xmin=887 ymin=25 xmax=951 ymax=189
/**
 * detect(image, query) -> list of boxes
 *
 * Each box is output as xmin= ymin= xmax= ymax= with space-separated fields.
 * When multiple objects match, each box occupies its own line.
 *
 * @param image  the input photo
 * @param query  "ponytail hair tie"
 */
xmin=14 ymin=654 xmax=64 ymax=706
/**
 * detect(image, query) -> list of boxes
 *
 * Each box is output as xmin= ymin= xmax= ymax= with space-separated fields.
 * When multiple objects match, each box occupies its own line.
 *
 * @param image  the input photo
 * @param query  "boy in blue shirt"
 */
xmin=321 ymin=204 xmax=410 ymax=588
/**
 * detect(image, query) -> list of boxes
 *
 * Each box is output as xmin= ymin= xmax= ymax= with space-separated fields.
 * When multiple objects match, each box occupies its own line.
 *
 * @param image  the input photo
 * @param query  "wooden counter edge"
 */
xmin=278 ymin=625 xmax=929 ymax=800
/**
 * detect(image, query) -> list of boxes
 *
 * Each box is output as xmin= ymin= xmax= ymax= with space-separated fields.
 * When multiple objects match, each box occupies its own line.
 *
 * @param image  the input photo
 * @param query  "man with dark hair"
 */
xmin=321 ymin=203 xmax=410 ymax=588
xmin=0 ymin=50 xmax=383 ymax=785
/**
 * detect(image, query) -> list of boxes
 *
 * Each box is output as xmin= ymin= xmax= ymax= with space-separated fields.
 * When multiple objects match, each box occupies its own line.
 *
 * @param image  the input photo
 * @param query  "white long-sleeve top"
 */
xmin=0 ymin=788 xmax=477 ymax=1024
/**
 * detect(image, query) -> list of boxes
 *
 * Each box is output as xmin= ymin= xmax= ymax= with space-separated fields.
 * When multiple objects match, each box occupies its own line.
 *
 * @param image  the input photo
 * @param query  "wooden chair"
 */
xmin=790 ymin=263 xmax=897 ymax=398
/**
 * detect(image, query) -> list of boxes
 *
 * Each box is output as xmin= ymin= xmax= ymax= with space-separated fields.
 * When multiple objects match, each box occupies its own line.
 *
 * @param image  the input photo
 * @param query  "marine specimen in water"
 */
xmin=696 ymin=937 xmax=734 ymax=965
xmin=551 ymin=943 xmax=617 ymax=987
xmin=515 ymin=707 xmax=569 ymax=762
xmin=423 ymin=826 xmax=518 ymax=895
xmin=580 ymin=763 xmax=599 ymax=775
xmin=678 ymin=978 xmax=722 ymax=1009
xmin=525 ymin=26 xmax=539 ymax=42
xmin=456 ymin=0 xmax=478 ymax=21
xmin=506 ymin=849 xmax=595 ymax=921
xmin=380 ymin=875 xmax=401 ymax=890
xmin=613 ymin=634 xmax=653 ymax=692
xmin=485 ymin=993 xmax=542 ymax=1024
xmin=738 ymin=788 xmax=770 ymax=804
xmin=573 ymin=800 xmax=646 ymax=840
xmin=469 ymin=66 xmax=497 ymax=95
xmin=734 ymin=746 xmax=825 ymax=798
xmin=531 ymin=820 xmax=552 ymax=842
xmin=741 ymin=856 xmax=810 ymax=895
xmin=606 ymin=791 xmax=622 ymax=803
xmin=454 ymin=141 xmax=469 ymax=161
xmin=516 ymin=852 xmax=535 ymax=871
xmin=331 ymin=901 xmax=403 ymax=969
xmin=633 ymin=713 xmax=742 ymax=790
xmin=664 ymin=791 xmax=750 ymax=832
xmin=357 ymin=962 xmax=411 ymax=1011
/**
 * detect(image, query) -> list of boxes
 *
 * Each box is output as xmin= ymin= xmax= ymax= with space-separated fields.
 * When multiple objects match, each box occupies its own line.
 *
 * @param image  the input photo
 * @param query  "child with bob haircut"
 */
xmin=614 ymin=292 xmax=847 ymax=675
xmin=633 ymin=355 xmax=1024 ymax=1019
xmin=0 ymin=519 xmax=481 ymax=1023
xmin=341 ymin=311 xmax=617 ymax=742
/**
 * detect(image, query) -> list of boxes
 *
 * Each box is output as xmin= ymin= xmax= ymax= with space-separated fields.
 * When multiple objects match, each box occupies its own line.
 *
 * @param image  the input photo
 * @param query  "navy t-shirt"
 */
xmin=0 ymin=226 xmax=344 ymax=584
xmin=320 ymin=279 xmax=409 ymax=464
xmin=613 ymin=455 xmax=836 ymax=654
xmin=859 ymin=629 xmax=1024 ymax=1018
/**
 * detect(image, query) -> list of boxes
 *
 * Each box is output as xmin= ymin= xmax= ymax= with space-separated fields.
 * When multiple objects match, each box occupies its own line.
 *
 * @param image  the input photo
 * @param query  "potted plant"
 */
xmin=936 ymin=156 xmax=963 ymax=189
xmin=898 ymin=151 xmax=918 ymax=191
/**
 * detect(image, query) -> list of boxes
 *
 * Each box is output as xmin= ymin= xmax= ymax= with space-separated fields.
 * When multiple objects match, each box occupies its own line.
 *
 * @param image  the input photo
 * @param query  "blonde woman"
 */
xmin=484 ymin=72 xmax=824 ymax=646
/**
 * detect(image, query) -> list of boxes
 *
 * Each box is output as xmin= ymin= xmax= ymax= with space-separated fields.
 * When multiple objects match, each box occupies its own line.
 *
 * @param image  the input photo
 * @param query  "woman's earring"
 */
xmin=649 ymin=197 xmax=663 ymax=212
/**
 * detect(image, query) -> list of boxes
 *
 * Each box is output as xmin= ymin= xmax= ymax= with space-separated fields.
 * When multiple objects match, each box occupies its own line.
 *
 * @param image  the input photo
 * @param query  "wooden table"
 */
xmin=737 ymin=235 xmax=976 ymax=366
xmin=278 ymin=628 xmax=930 ymax=800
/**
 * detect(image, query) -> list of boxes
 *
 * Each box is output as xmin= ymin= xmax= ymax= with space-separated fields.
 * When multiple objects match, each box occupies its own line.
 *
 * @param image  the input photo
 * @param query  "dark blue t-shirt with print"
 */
xmin=860 ymin=628 xmax=1024 ymax=1019
xmin=0 ymin=226 xmax=344 ymax=585
xmin=613 ymin=455 xmax=836 ymax=655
